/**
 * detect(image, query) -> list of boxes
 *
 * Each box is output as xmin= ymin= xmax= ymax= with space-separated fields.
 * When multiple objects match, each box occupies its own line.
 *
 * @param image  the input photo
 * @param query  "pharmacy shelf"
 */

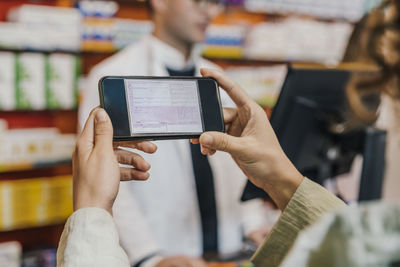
xmin=0 ymin=223 xmax=65 ymax=248
xmin=0 ymin=174 xmax=72 ymax=245
xmin=0 ymin=47 xmax=79 ymax=54
xmin=0 ymin=109 xmax=78 ymax=133
xmin=0 ymin=160 xmax=72 ymax=175
xmin=0 ymin=163 xmax=72 ymax=181
xmin=2 ymin=47 xmax=360 ymax=70
xmin=206 ymin=57 xmax=292 ymax=68
xmin=0 ymin=47 xmax=104 ymax=75
xmin=208 ymin=58 xmax=378 ymax=70
xmin=233 ymin=8 xmax=351 ymax=23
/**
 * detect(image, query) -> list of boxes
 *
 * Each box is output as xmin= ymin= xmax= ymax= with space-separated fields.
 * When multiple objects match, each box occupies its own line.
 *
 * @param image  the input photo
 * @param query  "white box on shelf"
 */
xmin=0 ymin=23 xmax=23 ymax=49
xmin=0 ymin=241 xmax=21 ymax=267
xmin=225 ymin=65 xmax=288 ymax=108
xmin=46 ymin=54 xmax=79 ymax=109
xmin=0 ymin=52 xmax=16 ymax=110
xmin=112 ymin=19 xmax=154 ymax=49
xmin=8 ymin=5 xmax=82 ymax=51
xmin=244 ymin=0 xmax=365 ymax=22
xmin=244 ymin=18 xmax=354 ymax=64
xmin=8 ymin=4 xmax=82 ymax=27
xmin=15 ymin=53 xmax=46 ymax=110
xmin=0 ymin=127 xmax=75 ymax=166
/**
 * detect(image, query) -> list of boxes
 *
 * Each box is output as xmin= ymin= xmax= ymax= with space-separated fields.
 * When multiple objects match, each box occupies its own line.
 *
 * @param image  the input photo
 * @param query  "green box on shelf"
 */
xmin=0 ymin=52 xmax=16 ymax=111
xmin=45 ymin=54 xmax=81 ymax=110
xmin=15 ymin=53 xmax=46 ymax=110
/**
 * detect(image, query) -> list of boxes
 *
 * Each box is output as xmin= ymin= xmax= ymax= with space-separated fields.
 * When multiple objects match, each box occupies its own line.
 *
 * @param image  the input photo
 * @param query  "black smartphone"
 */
xmin=99 ymin=76 xmax=225 ymax=141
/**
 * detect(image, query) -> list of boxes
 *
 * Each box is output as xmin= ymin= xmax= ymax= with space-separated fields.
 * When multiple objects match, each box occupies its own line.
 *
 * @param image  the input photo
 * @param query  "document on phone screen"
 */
xmin=124 ymin=79 xmax=203 ymax=134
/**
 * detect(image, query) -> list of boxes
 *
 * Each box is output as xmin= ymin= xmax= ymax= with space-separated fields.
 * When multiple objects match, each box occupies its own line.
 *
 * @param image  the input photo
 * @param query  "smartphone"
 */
xmin=99 ymin=76 xmax=225 ymax=141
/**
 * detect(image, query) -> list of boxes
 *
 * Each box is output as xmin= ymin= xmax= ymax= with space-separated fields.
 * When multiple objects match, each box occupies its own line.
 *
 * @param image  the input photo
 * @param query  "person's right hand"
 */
xmin=73 ymin=108 xmax=157 ymax=214
xmin=155 ymin=256 xmax=207 ymax=267
xmin=193 ymin=68 xmax=304 ymax=210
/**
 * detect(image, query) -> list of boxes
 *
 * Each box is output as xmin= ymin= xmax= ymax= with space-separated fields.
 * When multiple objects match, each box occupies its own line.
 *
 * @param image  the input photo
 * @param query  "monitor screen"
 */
xmin=124 ymin=79 xmax=204 ymax=135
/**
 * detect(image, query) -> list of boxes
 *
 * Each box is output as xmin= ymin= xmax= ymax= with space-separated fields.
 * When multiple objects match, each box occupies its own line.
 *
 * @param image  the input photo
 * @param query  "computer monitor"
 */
xmin=241 ymin=66 xmax=385 ymax=202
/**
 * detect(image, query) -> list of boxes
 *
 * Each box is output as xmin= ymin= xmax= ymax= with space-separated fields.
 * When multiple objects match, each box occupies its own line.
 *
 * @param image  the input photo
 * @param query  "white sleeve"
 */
xmin=113 ymin=182 xmax=161 ymax=266
xmin=57 ymin=208 xmax=130 ymax=267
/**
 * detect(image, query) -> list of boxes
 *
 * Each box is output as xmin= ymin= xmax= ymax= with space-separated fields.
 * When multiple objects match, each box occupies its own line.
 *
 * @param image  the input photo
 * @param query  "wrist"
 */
xmin=261 ymin=152 xmax=304 ymax=211
xmin=73 ymin=194 xmax=114 ymax=215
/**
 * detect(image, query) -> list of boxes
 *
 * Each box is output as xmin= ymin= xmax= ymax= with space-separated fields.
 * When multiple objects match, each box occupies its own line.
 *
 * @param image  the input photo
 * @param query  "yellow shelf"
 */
xmin=0 ymin=160 xmax=72 ymax=174
xmin=0 ymin=175 xmax=73 ymax=232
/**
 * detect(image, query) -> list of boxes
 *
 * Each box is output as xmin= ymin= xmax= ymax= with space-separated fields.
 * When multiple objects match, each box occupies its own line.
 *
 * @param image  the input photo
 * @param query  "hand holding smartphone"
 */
xmin=99 ymin=76 xmax=225 ymax=141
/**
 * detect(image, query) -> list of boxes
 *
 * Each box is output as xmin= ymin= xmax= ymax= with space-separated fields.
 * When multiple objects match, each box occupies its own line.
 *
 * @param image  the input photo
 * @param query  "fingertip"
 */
xmin=200 ymin=68 xmax=208 ymax=77
xmin=150 ymin=143 xmax=158 ymax=153
xmin=199 ymin=133 xmax=213 ymax=147
xmin=200 ymin=146 xmax=207 ymax=155
xmin=94 ymin=108 xmax=109 ymax=123
xmin=136 ymin=141 xmax=158 ymax=153
xmin=140 ymin=171 xmax=150 ymax=180
xmin=141 ymin=171 xmax=150 ymax=180
xmin=200 ymin=145 xmax=213 ymax=155
xmin=88 ymin=106 xmax=100 ymax=117
xmin=133 ymin=157 xmax=151 ymax=172
xmin=201 ymin=68 xmax=219 ymax=78
xmin=144 ymin=143 xmax=157 ymax=154
xmin=121 ymin=169 xmax=150 ymax=181
xmin=142 ymin=161 xmax=151 ymax=171
xmin=190 ymin=138 xmax=200 ymax=144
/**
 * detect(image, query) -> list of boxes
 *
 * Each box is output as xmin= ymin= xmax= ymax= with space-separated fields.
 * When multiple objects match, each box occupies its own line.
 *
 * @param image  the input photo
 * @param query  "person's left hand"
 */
xmin=73 ymin=108 xmax=157 ymax=214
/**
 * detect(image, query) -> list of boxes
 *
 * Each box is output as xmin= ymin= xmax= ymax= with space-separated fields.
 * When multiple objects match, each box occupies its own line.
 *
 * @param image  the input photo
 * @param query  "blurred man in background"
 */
xmin=79 ymin=0 xmax=270 ymax=266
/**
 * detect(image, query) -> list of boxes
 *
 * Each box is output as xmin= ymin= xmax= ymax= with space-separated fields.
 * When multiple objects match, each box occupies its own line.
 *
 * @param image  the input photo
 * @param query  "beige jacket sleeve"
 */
xmin=57 ymin=208 xmax=130 ymax=267
xmin=251 ymin=178 xmax=347 ymax=267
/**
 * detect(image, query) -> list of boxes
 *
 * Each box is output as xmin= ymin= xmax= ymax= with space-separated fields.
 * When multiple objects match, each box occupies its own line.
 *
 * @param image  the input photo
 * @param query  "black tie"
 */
xmin=167 ymin=67 xmax=219 ymax=256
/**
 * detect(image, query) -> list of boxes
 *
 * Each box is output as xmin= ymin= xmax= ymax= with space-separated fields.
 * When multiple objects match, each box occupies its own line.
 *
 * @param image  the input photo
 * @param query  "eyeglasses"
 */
xmin=192 ymin=0 xmax=226 ymax=14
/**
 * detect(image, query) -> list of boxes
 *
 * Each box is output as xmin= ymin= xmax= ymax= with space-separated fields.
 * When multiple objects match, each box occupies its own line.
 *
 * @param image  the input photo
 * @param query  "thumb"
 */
xmin=199 ymin=132 xmax=242 ymax=154
xmin=93 ymin=109 xmax=114 ymax=151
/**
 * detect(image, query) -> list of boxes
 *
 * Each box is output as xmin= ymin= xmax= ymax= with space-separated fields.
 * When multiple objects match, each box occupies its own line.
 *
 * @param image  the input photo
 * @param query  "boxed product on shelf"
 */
xmin=0 ymin=175 xmax=73 ymax=231
xmin=79 ymin=1 xmax=119 ymax=52
xmin=7 ymin=5 xmax=82 ymax=52
xmin=0 ymin=52 xmax=16 ymax=110
xmin=0 ymin=241 xmax=21 ymax=267
xmin=8 ymin=4 xmax=81 ymax=27
xmin=79 ymin=1 xmax=153 ymax=51
xmin=0 ymin=51 xmax=80 ymax=111
xmin=0 ymin=126 xmax=76 ymax=172
xmin=244 ymin=0 xmax=367 ymax=22
xmin=202 ymin=24 xmax=248 ymax=59
xmin=15 ymin=53 xmax=46 ymax=110
xmin=46 ymin=53 xmax=80 ymax=110
xmin=225 ymin=65 xmax=287 ymax=108
xmin=0 ymin=21 xmax=80 ymax=52
xmin=112 ymin=19 xmax=154 ymax=50
xmin=81 ymin=17 xmax=115 ymax=52
xmin=78 ymin=0 xmax=119 ymax=18
xmin=244 ymin=18 xmax=354 ymax=64
xmin=22 ymin=248 xmax=56 ymax=267
xmin=0 ymin=23 xmax=23 ymax=50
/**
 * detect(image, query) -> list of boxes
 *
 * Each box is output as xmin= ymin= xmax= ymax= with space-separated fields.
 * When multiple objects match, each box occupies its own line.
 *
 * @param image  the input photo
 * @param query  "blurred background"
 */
xmin=1 ymin=0 xmax=399 ymax=266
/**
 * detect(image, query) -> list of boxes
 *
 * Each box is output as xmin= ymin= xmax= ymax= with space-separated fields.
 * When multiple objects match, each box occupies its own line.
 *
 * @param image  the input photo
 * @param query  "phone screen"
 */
xmin=124 ymin=79 xmax=204 ymax=135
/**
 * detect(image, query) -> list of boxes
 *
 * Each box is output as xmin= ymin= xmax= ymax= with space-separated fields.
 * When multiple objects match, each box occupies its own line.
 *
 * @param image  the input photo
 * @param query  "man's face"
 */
xmin=163 ymin=0 xmax=219 ymax=45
